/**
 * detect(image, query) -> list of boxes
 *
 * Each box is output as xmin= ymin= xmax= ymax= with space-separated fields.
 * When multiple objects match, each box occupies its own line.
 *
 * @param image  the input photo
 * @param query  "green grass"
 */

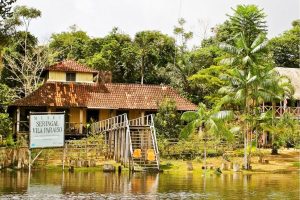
xmin=292 ymin=162 xmax=300 ymax=167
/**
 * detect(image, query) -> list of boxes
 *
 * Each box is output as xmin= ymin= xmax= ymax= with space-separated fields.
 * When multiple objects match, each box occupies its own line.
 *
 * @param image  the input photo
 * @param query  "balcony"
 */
xmin=260 ymin=106 xmax=300 ymax=118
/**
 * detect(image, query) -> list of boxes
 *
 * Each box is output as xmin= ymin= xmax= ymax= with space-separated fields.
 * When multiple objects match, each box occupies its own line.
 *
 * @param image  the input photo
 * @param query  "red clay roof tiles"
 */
xmin=44 ymin=60 xmax=98 ymax=74
xmin=11 ymin=82 xmax=197 ymax=111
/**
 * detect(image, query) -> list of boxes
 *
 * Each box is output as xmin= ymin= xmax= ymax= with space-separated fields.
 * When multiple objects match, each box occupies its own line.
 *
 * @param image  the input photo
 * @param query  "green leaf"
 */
xmin=180 ymin=122 xmax=196 ymax=139
xmin=181 ymin=111 xmax=198 ymax=122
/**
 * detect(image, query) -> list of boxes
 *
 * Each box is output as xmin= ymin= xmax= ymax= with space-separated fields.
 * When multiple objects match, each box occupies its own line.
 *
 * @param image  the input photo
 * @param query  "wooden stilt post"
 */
xmin=16 ymin=107 xmax=20 ymax=136
xmin=62 ymin=146 xmax=66 ymax=171
xmin=110 ymin=131 xmax=112 ymax=159
xmin=114 ymin=130 xmax=117 ymax=160
xmin=79 ymin=108 xmax=83 ymax=134
xmin=28 ymin=149 xmax=31 ymax=173
xmin=118 ymin=129 xmax=121 ymax=162
xmin=124 ymin=127 xmax=129 ymax=167
xmin=120 ymin=128 xmax=124 ymax=164
xmin=27 ymin=149 xmax=31 ymax=193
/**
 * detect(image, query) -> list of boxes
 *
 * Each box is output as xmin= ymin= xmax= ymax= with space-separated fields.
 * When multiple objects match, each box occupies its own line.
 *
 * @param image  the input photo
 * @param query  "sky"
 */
xmin=16 ymin=0 xmax=300 ymax=46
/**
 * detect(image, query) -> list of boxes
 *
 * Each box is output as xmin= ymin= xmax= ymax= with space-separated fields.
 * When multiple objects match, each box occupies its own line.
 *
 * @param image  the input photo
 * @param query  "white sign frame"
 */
xmin=29 ymin=112 xmax=65 ymax=149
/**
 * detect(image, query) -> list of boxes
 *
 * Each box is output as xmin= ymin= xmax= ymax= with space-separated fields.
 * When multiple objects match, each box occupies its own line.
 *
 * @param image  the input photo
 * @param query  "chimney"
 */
xmin=98 ymin=71 xmax=112 ymax=83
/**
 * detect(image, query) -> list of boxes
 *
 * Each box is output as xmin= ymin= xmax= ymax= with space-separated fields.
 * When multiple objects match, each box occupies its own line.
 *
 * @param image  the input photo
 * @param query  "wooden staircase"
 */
xmin=129 ymin=126 xmax=159 ymax=171
xmin=91 ymin=114 xmax=160 ymax=171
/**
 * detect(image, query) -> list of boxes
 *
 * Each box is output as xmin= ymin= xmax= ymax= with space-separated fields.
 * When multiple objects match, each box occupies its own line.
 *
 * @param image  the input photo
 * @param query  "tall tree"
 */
xmin=215 ymin=4 xmax=274 ymax=170
xmin=0 ymin=0 xmax=17 ymax=49
xmin=8 ymin=5 xmax=41 ymax=55
xmin=228 ymin=4 xmax=267 ymax=46
xmin=86 ymin=28 xmax=138 ymax=83
xmin=134 ymin=30 xmax=175 ymax=84
xmin=269 ymin=20 xmax=300 ymax=68
xmin=0 ymin=31 xmax=38 ymax=88
xmin=3 ymin=45 xmax=49 ymax=96
xmin=1 ymin=6 xmax=46 ymax=97
xmin=49 ymin=25 xmax=90 ymax=62
xmin=165 ymin=18 xmax=200 ymax=101
xmin=218 ymin=30 xmax=293 ymax=169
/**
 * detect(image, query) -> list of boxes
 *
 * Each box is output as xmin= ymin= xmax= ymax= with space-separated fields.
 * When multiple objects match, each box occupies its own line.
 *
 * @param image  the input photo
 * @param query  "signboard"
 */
xmin=29 ymin=113 xmax=65 ymax=148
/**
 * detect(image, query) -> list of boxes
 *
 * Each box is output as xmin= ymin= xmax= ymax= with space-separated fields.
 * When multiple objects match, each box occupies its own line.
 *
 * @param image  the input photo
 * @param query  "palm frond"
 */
xmin=251 ymin=33 xmax=266 ymax=49
xmin=251 ymin=40 xmax=268 ymax=53
xmin=242 ymin=55 xmax=253 ymax=65
xmin=181 ymin=111 xmax=198 ymax=122
xmin=219 ymin=43 xmax=239 ymax=54
xmin=212 ymin=110 xmax=234 ymax=120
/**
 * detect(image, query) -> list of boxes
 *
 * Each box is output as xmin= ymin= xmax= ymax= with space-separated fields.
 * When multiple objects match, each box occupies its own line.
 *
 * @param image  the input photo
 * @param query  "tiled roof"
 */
xmin=10 ymin=82 xmax=197 ymax=111
xmin=44 ymin=60 xmax=98 ymax=74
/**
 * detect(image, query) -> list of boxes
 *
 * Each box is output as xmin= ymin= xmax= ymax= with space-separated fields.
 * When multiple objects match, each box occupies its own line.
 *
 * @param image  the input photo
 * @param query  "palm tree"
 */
xmin=218 ymin=32 xmax=294 ymax=169
xmin=181 ymin=103 xmax=234 ymax=170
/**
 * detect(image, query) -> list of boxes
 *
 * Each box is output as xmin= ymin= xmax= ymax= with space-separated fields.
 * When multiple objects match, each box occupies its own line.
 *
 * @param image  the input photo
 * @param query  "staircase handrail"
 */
xmin=128 ymin=114 xmax=152 ymax=126
xmin=124 ymin=114 xmax=134 ymax=169
xmin=150 ymin=114 xmax=160 ymax=169
xmin=91 ymin=113 xmax=128 ymax=134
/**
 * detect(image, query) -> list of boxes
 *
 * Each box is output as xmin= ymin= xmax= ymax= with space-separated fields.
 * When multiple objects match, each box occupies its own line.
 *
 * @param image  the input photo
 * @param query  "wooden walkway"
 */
xmin=90 ymin=114 xmax=160 ymax=171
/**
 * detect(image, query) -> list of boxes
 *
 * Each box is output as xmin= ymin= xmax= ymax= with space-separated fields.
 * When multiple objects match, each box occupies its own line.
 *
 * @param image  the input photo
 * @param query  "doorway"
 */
xmin=86 ymin=109 xmax=99 ymax=123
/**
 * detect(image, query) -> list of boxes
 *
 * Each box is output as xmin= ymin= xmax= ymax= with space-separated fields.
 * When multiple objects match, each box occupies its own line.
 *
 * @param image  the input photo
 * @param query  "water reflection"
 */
xmin=0 ymin=170 xmax=299 ymax=199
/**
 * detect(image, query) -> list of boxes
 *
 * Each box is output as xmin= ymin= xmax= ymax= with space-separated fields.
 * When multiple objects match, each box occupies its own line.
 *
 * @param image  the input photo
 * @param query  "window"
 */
xmin=66 ymin=73 xmax=76 ymax=82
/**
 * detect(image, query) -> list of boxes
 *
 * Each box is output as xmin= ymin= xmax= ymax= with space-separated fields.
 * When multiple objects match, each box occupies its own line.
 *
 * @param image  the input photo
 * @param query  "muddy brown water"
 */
xmin=0 ymin=170 xmax=299 ymax=199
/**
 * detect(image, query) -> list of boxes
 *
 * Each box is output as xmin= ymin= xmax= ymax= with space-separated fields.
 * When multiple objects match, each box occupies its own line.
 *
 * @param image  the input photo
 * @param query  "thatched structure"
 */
xmin=275 ymin=67 xmax=300 ymax=100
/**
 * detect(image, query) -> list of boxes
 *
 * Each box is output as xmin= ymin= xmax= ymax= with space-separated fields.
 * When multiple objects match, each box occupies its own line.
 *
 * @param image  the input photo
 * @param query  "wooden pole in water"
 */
xmin=27 ymin=149 xmax=31 ymax=193
xmin=117 ymin=130 xmax=120 ymax=162
xmin=118 ymin=129 xmax=121 ymax=162
xmin=124 ymin=128 xmax=128 ymax=167
xmin=62 ymin=146 xmax=66 ymax=171
xmin=120 ymin=128 xmax=124 ymax=164
xmin=114 ymin=130 xmax=117 ymax=160
xmin=28 ymin=149 xmax=31 ymax=172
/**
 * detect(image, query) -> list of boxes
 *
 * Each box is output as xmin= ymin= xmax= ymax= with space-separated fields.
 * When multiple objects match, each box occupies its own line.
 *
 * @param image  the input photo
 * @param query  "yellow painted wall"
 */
xmin=99 ymin=109 xmax=110 ymax=120
xmin=48 ymin=71 xmax=66 ymax=81
xmin=129 ymin=110 xmax=142 ymax=120
xmin=69 ymin=108 xmax=86 ymax=124
xmin=100 ymin=109 xmax=116 ymax=119
xmin=49 ymin=108 xmax=145 ymax=125
xmin=76 ymin=72 xmax=94 ymax=82
xmin=48 ymin=71 xmax=94 ymax=82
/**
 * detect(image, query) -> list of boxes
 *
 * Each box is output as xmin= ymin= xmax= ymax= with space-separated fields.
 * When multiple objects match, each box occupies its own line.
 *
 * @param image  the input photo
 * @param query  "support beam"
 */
xmin=16 ymin=107 xmax=20 ymax=134
xmin=120 ymin=129 xmax=124 ymax=164
xmin=114 ymin=130 xmax=118 ymax=161
xmin=141 ymin=111 xmax=145 ymax=125
xmin=79 ymin=108 xmax=83 ymax=134
xmin=124 ymin=128 xmax=129 ymax=166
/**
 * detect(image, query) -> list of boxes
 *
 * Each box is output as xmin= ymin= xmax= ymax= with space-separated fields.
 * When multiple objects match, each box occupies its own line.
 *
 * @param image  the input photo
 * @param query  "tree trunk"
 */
xmin=271 ymin=145 xmax=278 ymax=155
xmin=204 ymin=137 xmax=207 ymax=172
xmin=243 ymin=130 xmax=248 ymax=169
xmin=140 ymin=56 xmax=144 ymax=84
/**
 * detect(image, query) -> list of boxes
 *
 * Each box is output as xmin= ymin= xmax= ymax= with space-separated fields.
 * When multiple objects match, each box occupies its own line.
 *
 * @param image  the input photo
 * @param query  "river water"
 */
xmin=0 ymin=170 xmax=299 ymax=199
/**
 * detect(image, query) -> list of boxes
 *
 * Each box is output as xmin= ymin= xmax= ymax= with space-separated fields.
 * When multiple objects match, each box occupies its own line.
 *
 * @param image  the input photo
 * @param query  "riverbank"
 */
xmin=0 ymin=147 xmax=299 ymax=174
xmin=37 ymin=148 xmax=300 ymax=174
xmin=160 ymin=149 xmax=300 ymax=174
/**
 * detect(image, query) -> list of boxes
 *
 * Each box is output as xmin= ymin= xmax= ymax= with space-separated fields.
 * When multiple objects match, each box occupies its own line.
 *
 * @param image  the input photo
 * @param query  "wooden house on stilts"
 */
xmin=8 ymin=60 xmax=197 ymax=170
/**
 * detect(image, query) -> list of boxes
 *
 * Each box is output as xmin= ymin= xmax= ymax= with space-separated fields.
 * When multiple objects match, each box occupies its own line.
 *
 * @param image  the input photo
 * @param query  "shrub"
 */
xmin=155 ymin=98 xmax=182 ymax=139
xmin=0 ymin=113 xmax=13 ymax=138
